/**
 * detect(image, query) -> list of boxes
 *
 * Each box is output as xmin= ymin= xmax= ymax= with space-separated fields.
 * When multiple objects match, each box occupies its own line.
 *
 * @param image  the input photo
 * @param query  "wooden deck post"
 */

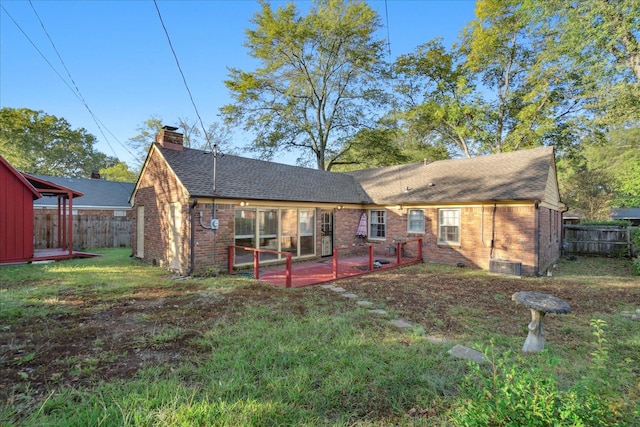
xmin=285 ymin=253 xmax=292 ymax=288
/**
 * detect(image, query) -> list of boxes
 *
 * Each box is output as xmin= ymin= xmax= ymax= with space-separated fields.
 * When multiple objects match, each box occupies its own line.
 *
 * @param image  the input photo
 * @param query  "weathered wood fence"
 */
xmin=34 ymin=214 xmax=131 ymax=249
xmin=563 ymin=225 xmax=634 ymax=257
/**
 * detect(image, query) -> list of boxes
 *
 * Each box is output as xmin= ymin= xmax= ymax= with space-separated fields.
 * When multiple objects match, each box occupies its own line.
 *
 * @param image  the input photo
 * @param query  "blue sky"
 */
xmin=1 ymin=0 xmax=476 ymax=168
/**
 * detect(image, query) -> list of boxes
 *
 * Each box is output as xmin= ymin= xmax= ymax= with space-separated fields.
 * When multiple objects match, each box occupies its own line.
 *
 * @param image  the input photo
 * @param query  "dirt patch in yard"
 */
xmin=2 ymin=259 xmax=639 ymax=407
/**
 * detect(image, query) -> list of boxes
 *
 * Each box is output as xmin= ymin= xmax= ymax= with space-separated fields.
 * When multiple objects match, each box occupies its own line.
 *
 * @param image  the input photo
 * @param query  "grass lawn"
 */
xmin=1 ymin=248 xmax=638 ymax=426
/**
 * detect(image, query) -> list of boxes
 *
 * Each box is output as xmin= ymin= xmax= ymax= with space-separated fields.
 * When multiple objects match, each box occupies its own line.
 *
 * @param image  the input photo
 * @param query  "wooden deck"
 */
xmin=246 ymin=254 xmax=422 ymax=288
xmin=31 ymin=248 xmax=100 ymax=262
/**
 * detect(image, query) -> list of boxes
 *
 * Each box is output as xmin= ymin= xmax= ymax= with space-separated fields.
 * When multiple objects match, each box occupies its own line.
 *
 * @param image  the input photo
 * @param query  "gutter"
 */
xmin=187 ymin=198 xmax=198 ymax=276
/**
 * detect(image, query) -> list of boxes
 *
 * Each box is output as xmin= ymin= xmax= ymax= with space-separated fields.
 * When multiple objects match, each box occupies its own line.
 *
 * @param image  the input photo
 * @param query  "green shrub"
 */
xmin=631 ymin=227 xmax=640 ymax=249
xmin=581 ymin=220 xmax=631 ymax=227
xmin=448 ymin=321 xmax=634 ymax=426
xmin=632 ymin=258 xmax=640 ymax=276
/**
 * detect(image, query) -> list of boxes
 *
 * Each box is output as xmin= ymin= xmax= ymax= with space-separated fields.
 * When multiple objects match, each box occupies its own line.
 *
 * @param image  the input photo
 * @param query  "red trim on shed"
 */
xmin=0 ymin=155 xmax=42 ymax=263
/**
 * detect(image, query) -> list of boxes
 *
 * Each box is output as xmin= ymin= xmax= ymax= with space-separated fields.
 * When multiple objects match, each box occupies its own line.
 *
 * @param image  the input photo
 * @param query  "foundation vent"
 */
xmin=489 ymin=259 xmax=522 ymax=277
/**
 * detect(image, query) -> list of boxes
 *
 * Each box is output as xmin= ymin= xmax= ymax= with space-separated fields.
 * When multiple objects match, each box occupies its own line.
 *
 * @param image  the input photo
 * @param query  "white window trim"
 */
xmin=407 ymin=209 xmax=425 ymax=234
xmin=438 ymin=208 xmax=461 ymax=245
xmin=368 ymin=210 xmax=387 ymax=241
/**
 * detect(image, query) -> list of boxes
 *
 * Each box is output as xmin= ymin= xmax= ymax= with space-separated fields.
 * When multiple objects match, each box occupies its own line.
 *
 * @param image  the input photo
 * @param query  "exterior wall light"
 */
xmin=240 ymin=201 xmax=249 ymax=207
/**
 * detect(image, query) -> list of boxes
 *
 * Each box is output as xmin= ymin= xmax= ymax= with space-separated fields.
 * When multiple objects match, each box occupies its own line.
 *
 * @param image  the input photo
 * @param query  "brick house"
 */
xmin=130 ymin=127 xmax=565 ymax=276
xmin=33 ymin=175 xmax=134 ymax=218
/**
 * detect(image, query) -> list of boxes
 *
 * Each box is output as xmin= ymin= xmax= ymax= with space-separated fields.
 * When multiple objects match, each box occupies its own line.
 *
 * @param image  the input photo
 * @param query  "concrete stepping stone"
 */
xmin=368 ymin=309 xmax=387 ymax=315
xmin=342 ymin=293 xmax=358 ymax=299
xmin=448 ymin=344 xmax=486 ymax=364
xmin=320 ymin=285 xmax=335 ymax=289
xmin=356 ymin=300 xmax=373 ymax=306
xmin=330 ymin=286 xmax=346 ymax=293
xmin=392 ymin=319 xmax=412 ymax=328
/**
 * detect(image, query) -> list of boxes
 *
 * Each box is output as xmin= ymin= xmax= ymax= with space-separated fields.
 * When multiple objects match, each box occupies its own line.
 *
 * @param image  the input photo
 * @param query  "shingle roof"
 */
xmin=346 ymin=146 xmax=555 ymax=204
xmin=156 ymin=145 xmax=555 ymax=205
xmin=611 ymin=208 xmax=640 ymax=220
xmin=158 ymin=145 xmax=372 ymax=204
xmin=32 ymin=176 xmax=135 ymax=208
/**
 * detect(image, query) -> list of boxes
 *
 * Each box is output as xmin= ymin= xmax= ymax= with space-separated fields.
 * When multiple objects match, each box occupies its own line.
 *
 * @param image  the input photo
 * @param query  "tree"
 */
xmin=393 ymin=39 xmax=487 ymax=157
xmin=99 ymin=161 xmax=138 ymax=182
xmin=580 ymin=127 xmax=640 ymax=208
xmin=394 ymin=0 xmax=584 ymax=157
xmin=128 ymin=116 xmax=234 ymax=167
xmin=222 ymin=0 xmax=388 ymax=170
xmin=0 ymin=107 xmax=118 ymax=177
xmin=328 ymin=128 xmax=409 ymax=172
xmin=528 ymin=0 xmax=640 ymax=126
xmin=556 ymin=125 xmax=640 ymax=219
xmin=559 ymin=166 xmax=615 ymax=221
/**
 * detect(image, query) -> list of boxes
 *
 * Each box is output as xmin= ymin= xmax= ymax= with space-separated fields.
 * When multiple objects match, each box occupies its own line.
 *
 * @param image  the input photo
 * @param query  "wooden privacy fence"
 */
xmin=563 ymin=225 xmax=634 ymax=257
xmin=34 ymin=214 xmax=131 ymax=249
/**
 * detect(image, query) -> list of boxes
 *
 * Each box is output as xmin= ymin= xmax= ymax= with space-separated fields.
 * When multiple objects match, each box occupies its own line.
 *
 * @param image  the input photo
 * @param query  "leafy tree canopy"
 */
xmin=99 ymin=161 xmax=138 ymax=183
xmin=0 ymin=107 xmax=118 ymax=178
xmin=394 ymin=0 xmax=583 ymax=158
xmin=526 ymin=0 xmax=640 ymax=127
xmin=128 ymin=116 xmax=234 ymax=168
xmin=222 ymin=0 xmax=388 ymax=170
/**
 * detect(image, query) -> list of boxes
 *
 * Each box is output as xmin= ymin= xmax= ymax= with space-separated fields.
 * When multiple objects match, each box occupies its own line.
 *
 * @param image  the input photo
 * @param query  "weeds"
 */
xmin=449 ymin=321 xmax=636 ymax=426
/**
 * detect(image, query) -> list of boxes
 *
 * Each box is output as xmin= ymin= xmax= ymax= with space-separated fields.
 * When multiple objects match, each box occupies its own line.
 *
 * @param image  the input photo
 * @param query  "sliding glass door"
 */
xmin=234 ymin=207 xmax=316 ymax=265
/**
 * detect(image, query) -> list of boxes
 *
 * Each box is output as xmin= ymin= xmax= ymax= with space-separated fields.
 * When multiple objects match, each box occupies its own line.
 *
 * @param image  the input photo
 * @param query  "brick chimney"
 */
xmin=156 ymin=125 xmax=184 ymax=151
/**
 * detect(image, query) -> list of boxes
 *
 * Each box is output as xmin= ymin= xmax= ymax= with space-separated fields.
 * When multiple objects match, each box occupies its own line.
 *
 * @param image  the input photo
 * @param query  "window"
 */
xmin=407 ymin=209 xmax=425 ymax=233
xmin=234 ymin=207 xmax=316 ymax=265
xmin=299 ymin=209 xmax=315 ymax=256
xmin=369 ymin=210 xmax=386 ymax=239
xmin=438 ymin=209 xmax=460 ymax=244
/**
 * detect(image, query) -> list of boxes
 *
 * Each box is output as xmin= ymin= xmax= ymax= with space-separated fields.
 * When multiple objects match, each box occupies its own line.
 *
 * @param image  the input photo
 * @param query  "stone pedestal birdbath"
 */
xmin=512 ymin=291 xmax=571 ymax=352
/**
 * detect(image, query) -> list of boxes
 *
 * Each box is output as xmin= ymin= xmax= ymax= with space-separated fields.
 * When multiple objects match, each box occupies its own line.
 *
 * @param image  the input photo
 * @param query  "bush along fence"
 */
xmin=34 ymin=214 xmax=131 ymax=250
xmin=563 ymin=225 xmax=636 ymax=257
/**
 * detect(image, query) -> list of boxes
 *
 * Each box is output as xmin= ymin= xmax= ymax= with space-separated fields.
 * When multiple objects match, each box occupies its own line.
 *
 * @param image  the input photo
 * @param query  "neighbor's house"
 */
xmin=563 ymin=208 xmax=640 ymax=226
xmin=32 ymin=175 xmax=135 ymax=249
xmin=33 ymin=174 xmax=135 ymax=218
xmin=610 ymin=208 xmax=640 ymax=226
xmin=130 ymin=127 xmax=565 ymax=277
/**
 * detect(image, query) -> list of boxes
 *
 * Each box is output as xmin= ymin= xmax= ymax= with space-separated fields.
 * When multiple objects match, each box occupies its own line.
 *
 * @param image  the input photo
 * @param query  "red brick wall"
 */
xmin=190 ymin=202 xmax=235 ymax=275
xmin=35 ymin=208 xmax=132 ymax=217
xmin=333 ymin=208 xmax=366 ymax=248
xmin=416 ymin=205 xmax=541 ymax=275
xmin=132 ymin=149 xmax=189 ymax=274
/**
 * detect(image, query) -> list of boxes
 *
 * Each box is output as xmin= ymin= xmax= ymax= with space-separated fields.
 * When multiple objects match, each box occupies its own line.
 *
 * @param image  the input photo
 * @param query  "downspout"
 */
xmin=187 ymin=198 xmax=198 ymax=276
xmin=561 ymin=204 xmax=569 ymax=256
xmin=490 ymin=203 xmax=497 ymax=259
xmin=534 ymin=200 xmax=540 ymax=276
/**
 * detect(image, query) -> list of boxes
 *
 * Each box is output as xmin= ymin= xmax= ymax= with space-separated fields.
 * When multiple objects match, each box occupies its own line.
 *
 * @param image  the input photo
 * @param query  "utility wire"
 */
xmin=152 ymin=0 xmax=214 ymax=153
xmin=26 ymin=0 xmax=137 ymax=162
xmin=2 ymin=3 xmax=137 ymax=166
xmin=1 ymin=4 xmax=76 ymax=97
xmin=384 ymin=0 xmax=391 ymax=56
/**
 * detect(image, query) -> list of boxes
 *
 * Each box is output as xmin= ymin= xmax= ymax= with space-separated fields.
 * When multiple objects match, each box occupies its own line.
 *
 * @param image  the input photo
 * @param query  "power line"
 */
xmin=152 ymin=0 xmax=214 ymax=153
xmin=384 ymin=0 xmax=391 ymax=56
xmin=1 ymin=3 xmax=137 ymax=167
xmin=26 ymin=0 xmax=137 ymax=162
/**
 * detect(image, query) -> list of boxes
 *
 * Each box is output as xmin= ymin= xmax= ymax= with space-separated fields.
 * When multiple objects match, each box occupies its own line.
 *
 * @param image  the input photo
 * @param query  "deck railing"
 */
xmin=228 ymin=246 xmax=293 ymax=288
xmin=332 ymin=238 xmax=423 ymax=279
xmin=228 ymin=238 xmax=422 ymax=288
